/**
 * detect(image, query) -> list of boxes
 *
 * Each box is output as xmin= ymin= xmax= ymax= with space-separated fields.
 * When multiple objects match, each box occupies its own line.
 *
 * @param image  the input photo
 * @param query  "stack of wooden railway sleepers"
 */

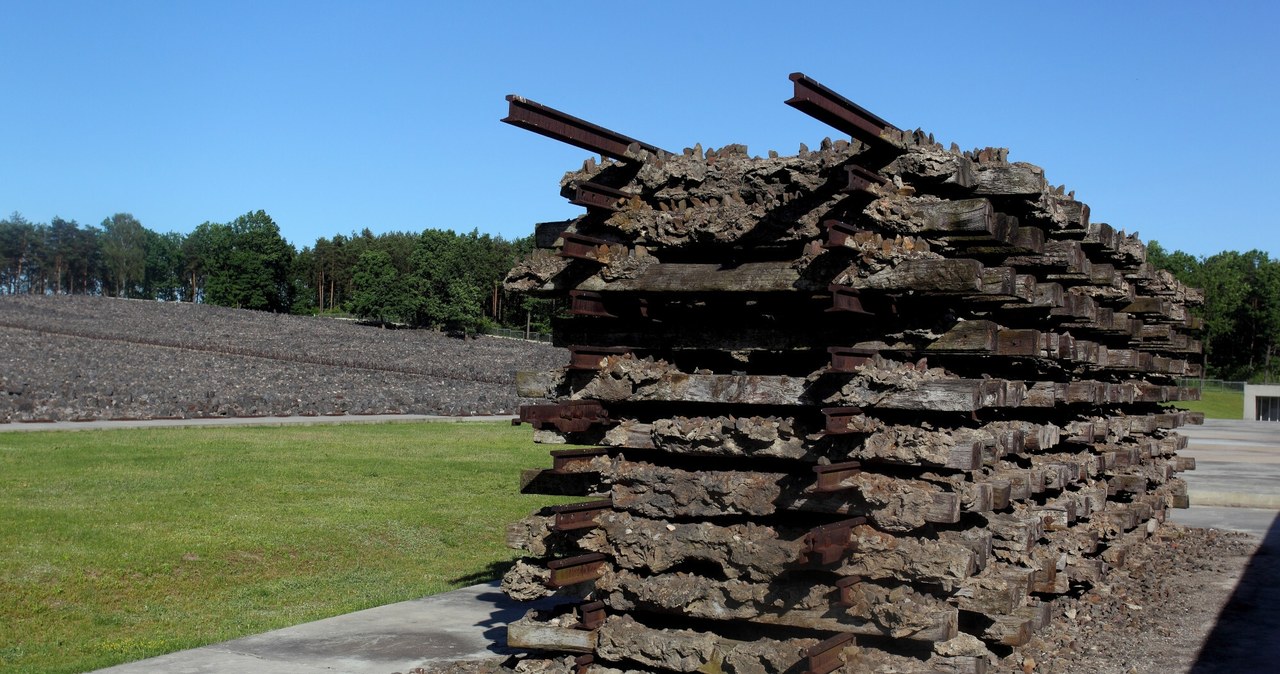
xmin=497 ymin=73 xmax=1203 ymax=674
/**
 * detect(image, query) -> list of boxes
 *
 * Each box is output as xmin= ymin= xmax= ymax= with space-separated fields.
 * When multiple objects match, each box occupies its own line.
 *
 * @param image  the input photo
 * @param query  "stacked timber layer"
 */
xmin=498 ymin=73 xmax=1203 ymax=674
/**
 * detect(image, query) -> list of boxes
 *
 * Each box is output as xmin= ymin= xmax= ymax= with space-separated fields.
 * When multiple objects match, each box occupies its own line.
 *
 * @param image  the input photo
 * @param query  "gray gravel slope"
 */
xmin=0 ymin=295 xmax=565 ymax=422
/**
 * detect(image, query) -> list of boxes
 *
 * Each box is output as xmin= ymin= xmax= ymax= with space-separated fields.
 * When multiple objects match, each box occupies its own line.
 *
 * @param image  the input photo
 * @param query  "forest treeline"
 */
xmin=0 ymin=211 xmax=552 ymax=335
xmin=2 ymin=210 xmax=1275 ymax=379
xmin=1147 ymin=242 xmax=1278 ymax=382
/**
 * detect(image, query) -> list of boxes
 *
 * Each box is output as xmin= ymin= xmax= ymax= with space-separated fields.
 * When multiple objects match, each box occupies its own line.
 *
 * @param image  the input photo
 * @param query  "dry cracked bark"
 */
xmin=597 ymin=568 xmax=958 ymax=641
xmin=623 ymin=414 xmax=985 ymax=469
xmin=595 ymin=614 xmax=816 ymax=674
xmin=838 ymin=525 xmax=980 ymax=587
xmin=520 ymin=354 xmax=1028 ymax=413
xmin=592 ymin=456 xmax=957 ymax=531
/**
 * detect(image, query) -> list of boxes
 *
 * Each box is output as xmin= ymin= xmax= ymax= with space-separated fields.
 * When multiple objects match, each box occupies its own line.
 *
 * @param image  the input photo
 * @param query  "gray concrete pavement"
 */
xmin=91 ymin=582 xmax=566 ymax=674
xmin=1179 ymin=419 xmax=1280 ymax=464
xmin=1169 ymin=504 xmax=1279 ymax=535
xmin=1180 ymin=419 xmax=1280 ymax=508
xmin=0 ymin=414 xmax=516 ymax=433
xmin=1168 ymin=504 xmax=1280 ymax=674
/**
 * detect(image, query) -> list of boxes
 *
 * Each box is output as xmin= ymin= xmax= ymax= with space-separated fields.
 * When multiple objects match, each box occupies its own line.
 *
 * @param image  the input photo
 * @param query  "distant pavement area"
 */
xmin=0 ymin=413 xmax=517 ymax=433
xmin=1177 ymin=418 xmax=1280 ymax=509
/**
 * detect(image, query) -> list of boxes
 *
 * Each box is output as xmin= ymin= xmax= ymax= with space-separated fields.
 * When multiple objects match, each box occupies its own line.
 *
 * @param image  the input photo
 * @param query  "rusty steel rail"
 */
xmin=800 ymin=517 xmax=866 ymax=565
xmin=550 ymin=500 xmax=614 ymax=532
xmin=568 ymin=290 xmax=617 ymax=318
xmin=803 ymin=632 xmax=855 ymax=674
xmin=843 ymin=164 xmax=889 ymax=193
xmin=568 ymin=345 xmax=633 ymax=370
xmin=576 ymin=601 xmax=606 ymax=630
xmin=517 ymin=400 xmax=609 ymax=433
xmin=811 ymin=460 xmax=862 ymax=493
xmin=504 ymin=95 xmax=666 ymax=160
xmin=833 ymin=576 xmax=865 ymax=607
xmin=827 ymin=346 xmax=879 ymax=372
xmin=567 ymin=181 xmax=630 ymax=212
xmin=821 ymin=407 xmax=867 ymax=435
xmin=545 ymin=552 xmax=609 ymax=588
xmin=558 ymin=232 xmax=613 ymax=262
xmin=823 ymin=220 xmax=863 ymax=249
xmin=785 ymin=72 xmax=899 ymax=150
xmin=826 ymin=285 xmax=874 ymax=315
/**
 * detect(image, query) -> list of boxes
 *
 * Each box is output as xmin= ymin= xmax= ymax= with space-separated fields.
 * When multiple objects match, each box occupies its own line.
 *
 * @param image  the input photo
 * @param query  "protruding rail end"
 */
xmin=503 ymin=94 xmax=665 ymax=160
xmin=785 ymin=72 xmax=899 ymax=150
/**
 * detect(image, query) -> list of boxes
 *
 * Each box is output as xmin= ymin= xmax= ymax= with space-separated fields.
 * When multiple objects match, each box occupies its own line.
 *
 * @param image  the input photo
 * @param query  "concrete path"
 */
xmin=1180 ymin=419 xmax=1280 ymax=508
xmin=91 ymin=582 xmax=566 ymax=674
xmin=0 ymin=414 xmax=516 ymax=433
xmin=1169 ymin=504 xmax=1279 ymax=535
xmin=1167 ymin=504 xmax=1280 ymax=674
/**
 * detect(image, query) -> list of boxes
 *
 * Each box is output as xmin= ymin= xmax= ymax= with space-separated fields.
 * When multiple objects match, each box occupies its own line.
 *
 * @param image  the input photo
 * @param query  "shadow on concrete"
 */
xmin=450 ymin=563 xmax=578 ymax=656
xmin=1190 ymin=510 xmax=1280 ymax=673
xmin=472 ymin=590 xmax=575 ymax=655
xmin=448 ymin=562 xmax=527 ymax=655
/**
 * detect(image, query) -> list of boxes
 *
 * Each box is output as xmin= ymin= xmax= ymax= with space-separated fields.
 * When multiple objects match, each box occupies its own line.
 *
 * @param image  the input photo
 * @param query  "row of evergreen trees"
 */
xmin=0 ymin=211 xmax=548 ymax=335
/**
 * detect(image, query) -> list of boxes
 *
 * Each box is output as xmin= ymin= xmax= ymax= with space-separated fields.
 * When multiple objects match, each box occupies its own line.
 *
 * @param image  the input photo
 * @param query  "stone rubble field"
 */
xmin=0 ymin=295 xmax=565 ymax=422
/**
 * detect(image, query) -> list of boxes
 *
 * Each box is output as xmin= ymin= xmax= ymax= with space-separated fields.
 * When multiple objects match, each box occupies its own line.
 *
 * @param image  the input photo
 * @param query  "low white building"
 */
xmin=1244 ymin=384 xmax=1280 ymax=421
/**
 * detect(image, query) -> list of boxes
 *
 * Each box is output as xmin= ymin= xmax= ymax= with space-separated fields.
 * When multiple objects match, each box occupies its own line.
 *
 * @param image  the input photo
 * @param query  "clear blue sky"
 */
xmin=2 ymin=1 xmax=1276 ymax=258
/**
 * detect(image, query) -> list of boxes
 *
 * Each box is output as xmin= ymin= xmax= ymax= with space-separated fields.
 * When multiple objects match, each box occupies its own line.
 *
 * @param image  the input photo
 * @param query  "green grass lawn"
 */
xmin=1176 ymin=388 xmax=1245 ymax=419
xmin=0 ymin=422 xmax=569 ymax=674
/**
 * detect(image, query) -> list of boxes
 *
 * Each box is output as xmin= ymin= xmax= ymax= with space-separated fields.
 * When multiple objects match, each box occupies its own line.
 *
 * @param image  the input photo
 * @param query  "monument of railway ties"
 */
xmin=499 ymin=72 xmax=1203 ymax=674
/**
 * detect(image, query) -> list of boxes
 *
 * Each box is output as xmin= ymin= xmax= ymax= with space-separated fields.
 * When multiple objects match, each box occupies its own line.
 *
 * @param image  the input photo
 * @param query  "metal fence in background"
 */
xmin=1179 ymin=379 xmax=1246 ymax=392
xmin=485 ymin=327 xmax=554 ymax=344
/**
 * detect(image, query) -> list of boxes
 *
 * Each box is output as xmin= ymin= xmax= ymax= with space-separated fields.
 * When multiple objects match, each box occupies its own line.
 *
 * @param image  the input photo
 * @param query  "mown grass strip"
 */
xmin=0 ymin=421 xmax=568 ymax=674
xmin=1178 ymin=388 xmax=1244 ymax=420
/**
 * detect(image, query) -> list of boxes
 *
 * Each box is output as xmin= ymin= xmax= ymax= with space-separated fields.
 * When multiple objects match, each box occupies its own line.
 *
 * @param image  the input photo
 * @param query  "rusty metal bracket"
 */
xmin=823 ymin=220 xmax=863 ymax=249
xmin=786 ymin=73 xmax=899 ymax=152
xmin=550 ymin=500 xmax=613 ymax=532
xmin=504 ymin=95 xmax=666 ymax=160
xmin=545 ymin=553 xmax=608 ymax=588
xmin=812 ymin=461 xmax=862 ymax=493
xmin=802 ymin=632 xmax=855 ymax=674
xmin=573 ymin=655 xmax=594 ymax=674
